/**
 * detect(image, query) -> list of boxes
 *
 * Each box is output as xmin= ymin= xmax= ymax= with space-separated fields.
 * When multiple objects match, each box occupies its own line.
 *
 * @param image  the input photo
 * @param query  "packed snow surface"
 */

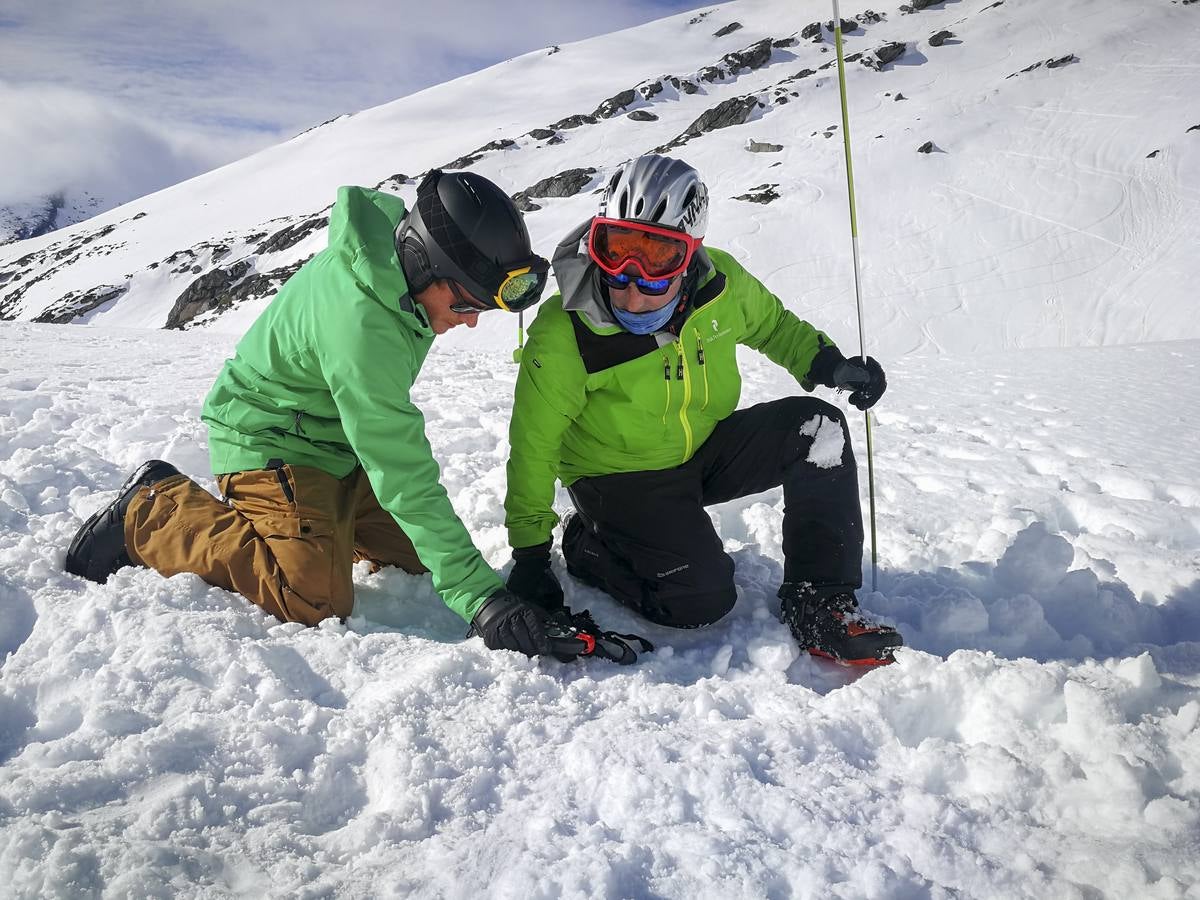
xmin=1 ymin=323 xmax=1197 ymax=898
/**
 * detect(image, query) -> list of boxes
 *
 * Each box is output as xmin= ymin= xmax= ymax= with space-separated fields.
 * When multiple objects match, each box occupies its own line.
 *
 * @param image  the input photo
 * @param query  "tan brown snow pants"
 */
xmin=123 ymin=464 xmax=427 ymax=625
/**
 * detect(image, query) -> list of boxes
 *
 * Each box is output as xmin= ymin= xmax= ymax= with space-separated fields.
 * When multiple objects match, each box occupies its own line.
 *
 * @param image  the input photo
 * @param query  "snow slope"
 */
xmin=2 ymin=0 xmax=1198 ymax=354
xmin=1 ymin=323 xmax=1197 ymax=897
xmin=2 ymin=0 xmax=1200 ymax=896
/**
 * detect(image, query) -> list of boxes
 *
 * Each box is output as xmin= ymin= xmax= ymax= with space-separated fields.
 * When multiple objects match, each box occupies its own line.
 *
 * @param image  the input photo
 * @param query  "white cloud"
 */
xmin=0 ymin=0 xmax=713 ymax=211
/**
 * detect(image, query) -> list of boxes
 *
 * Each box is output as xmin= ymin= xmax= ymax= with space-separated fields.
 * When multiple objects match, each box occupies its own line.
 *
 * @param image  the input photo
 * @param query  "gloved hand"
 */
xmin=834 ymin=356 xmax=887 ymax=410
xmin=470 ymin=589 xmax=557 ymax=656
xmin=804 ymin=338 xmax=887 ymax=410
xmin=506 ymin=542 xmax=565 ymax=612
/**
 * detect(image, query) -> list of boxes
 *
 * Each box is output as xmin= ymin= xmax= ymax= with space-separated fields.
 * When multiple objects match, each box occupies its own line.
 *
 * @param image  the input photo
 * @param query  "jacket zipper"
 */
xmin=675 ymin=339 xmax=693 ymax=461
xmin=693 ymin=328 xmax=709 ymax=411
xmin=661 ymin=353 xmax=672 ymax=424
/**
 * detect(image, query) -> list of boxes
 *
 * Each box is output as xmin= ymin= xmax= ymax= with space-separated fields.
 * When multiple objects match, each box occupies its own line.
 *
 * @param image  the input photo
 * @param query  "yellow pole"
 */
xmin=832 ymin=0 xmax=879 ymax=591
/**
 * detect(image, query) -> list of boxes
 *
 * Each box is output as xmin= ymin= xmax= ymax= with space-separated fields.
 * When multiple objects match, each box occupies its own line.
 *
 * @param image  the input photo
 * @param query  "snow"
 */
xmin=1 ymin=323 xmax=1197 ymax=898
xmin=2 ymin=0 xmax=1200 ymax=895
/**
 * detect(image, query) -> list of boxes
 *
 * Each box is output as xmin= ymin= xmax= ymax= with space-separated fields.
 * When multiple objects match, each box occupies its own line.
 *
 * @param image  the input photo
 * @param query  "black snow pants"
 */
xmin=563 ymin=396 xmax=864 ymax=629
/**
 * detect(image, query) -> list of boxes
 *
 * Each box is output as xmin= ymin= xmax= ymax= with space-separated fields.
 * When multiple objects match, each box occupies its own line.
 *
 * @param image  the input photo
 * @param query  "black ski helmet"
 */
xmin=396 ymin=169 xmax=548 ymax=311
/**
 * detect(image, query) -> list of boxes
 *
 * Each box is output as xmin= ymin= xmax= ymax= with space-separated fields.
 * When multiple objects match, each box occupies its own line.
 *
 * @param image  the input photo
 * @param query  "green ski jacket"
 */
xmin=203 ymin=185 xmax=503 ymax=621
xmin=505 ymin=221 xmax=834 ymax=550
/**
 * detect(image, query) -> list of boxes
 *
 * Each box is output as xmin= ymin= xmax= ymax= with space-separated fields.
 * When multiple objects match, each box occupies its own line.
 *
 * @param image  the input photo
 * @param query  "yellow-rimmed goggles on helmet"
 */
xmin=448 ymin=256 xmax=550 ymax=314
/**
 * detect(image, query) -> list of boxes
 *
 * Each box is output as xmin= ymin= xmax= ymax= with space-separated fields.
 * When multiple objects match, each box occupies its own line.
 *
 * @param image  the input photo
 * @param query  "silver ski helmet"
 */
xmin=396 ymin=169 xmax=549 ymax=312
xmin=598 ymin=154 xmax=708 ymax=239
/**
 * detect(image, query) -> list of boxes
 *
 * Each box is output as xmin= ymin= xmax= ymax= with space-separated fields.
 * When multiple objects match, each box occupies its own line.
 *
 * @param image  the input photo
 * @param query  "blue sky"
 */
xmin=0 ymin=0 xmax=712 ymax=209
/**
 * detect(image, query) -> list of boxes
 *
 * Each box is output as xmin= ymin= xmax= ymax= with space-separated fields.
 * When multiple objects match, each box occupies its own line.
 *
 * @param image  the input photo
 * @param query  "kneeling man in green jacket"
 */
xmin=65 ymin=170 xmax=625 ymax=661
xmin=503 ymin=154 xmax=904 ymax=666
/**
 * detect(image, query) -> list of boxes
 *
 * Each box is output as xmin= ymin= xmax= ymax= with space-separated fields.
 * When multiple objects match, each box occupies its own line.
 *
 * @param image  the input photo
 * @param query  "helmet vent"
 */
xmin=633 ymin=196 xmax=645 ymax=217
xmin=651 ymin=197 xmax=668 ymax=223
xmin=682 ymin=186 xmax=696 ymax=210
xmin=617 ymin=189 xmax=629 ymax=219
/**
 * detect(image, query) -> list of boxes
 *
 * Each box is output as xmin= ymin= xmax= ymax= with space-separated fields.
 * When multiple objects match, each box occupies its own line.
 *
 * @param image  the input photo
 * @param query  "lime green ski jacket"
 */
xmin=203 ymin=185 xmax=503 ymax=621
xmin=505 ymin=221 xmax=834 ymax=550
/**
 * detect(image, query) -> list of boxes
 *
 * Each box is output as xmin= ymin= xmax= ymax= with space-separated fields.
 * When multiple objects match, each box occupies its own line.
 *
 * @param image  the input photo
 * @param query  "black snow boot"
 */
xmin=779 ymin=582 xmax=903 ymax=666
xmin=65 ymin=460 xmax=181 ymax=583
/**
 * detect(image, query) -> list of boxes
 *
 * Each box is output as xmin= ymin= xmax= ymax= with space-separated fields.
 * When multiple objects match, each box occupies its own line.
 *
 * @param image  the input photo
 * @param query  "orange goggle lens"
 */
xmin=588 ymin=219 xmax=697 ymax=280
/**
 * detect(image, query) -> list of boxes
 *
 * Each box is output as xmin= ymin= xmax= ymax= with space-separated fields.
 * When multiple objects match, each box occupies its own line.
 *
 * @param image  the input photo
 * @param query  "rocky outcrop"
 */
xmin=746 ymin=139 xmax=784 ymax=153
xmin=166 ymin=258 xmax=309 ymax=329
xmin=592 ymin=89 xmax=638 ymax=120
xmin=863 ymin=42 xmax=907 ymax=70
xmin=1008 ymin=54 xmax=1077 ymax=77
xmin=723 ymin=39 xmax=774 ymax=74
xmin=682 ymin=95 xmax=763 ymax=137
xmin=33 ymin=283 xmax=127 ymax=324
xmin=628 ymin=110 xmax=659 ymax=121
xmin=929 ymin=30 xmax=956 ymax=47
xmin=442 ymin=138 xmax=516 ymax=170
xmin=255 ymin=217 xmax=328 ymax=256
xmin=733 ymin=184 xmax=780 ymax=204
xmin=901 ymin=0 xmax=945 ymax=11
xmin=548 ymin=114 xmax=597 ymax=130
xmin=714 ymin=22 xmax=742 ymax=37
xmin=918 ymin=141 xmax=938 ymax=153
xmin=511 ymin=168 xmax=599 ymax=212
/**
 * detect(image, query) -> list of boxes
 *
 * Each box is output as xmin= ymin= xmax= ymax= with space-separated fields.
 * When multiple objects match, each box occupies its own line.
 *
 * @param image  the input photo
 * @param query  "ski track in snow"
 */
xmin=1 ymin=322 xmax=1197 ymax=899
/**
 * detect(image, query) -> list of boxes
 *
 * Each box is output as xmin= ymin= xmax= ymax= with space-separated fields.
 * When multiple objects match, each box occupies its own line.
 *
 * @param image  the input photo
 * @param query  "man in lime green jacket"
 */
xmin=65 ymin=170 xmax=618 ymax=661
xmin=503 ymin=154 xmax=903 ymax=666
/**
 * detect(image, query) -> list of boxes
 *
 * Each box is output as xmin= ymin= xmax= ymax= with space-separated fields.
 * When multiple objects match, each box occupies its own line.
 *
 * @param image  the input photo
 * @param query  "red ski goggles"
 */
xmin=587 ymin=217 xmax=702 ymax=281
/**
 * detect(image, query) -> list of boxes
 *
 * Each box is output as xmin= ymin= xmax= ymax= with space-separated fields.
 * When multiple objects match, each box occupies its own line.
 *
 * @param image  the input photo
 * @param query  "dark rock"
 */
xmin=191 ymin=265 xmax=202 ymax=274
xmin=33 ymin=283 xmax=127 ymax=324
xmin=1146 ymin=150 xmax=1161 ymax=158
xmin=746 ymin=139 xmax=784 ymax=152
xmin=918 ymin=141 xmax=935 ymax=153
xmin=929 ymin=30 xmax=955 ymax=46
xmin=167 ymin=261 xmax=251 ymax=328
xmin=714 ymin=22 xmax=743 ymax=37
xmin=639 ymin=80 xmax=665 ymax=100
xmin=375 ymin=173 xmax=412 ymax=191
xmin=442 ymin=151 xmax=483 ymax=170
xmin=858 ymin=10 xmax=885 ymax=23
xmin=733 ymin=184 xmax=780 ymax=204
xmin=895 ymin=92 xmax=907 ymax=100
xmin=1009 ymin=54 xmax=1077 ymax=77
xmin=698 ymin=65 xmax=727 ymax=83
xmin=546 ymin=135 xmax=565 ymax=145
xmin=167 ymin=257 xmax=310 ymax=329
xmin=846 ymin=52 xmax=864 ymax=63
xmin=985 ymin=1 xmax=1004 ymax=7
xmin=547 ymin=45 xmax=560 ymax=55
xmin=523 ymin=167 xmax=598 ymax=200
xmin=668 ymin=76 xmax=701 ymax=94
xmin=256 ymin=216 xmax=329 ymax=256
xmin=689 ymin=10 xmax=712 ymax=25
xmin=801 ymin=22 xmax=823 ymax=41
xmin=786 ymin=68 xmax=816 ymax=82
xmin=863 ymin=42 xmax=907 ymax=70
xmin=682 ymin=95 xmax=762 ymax=137
xmin=511 ymin=193 xmax=540 ymax=213
xmin=211 ymin=245 xmax=230 ymax=261
xmin=628 ymin=110 xmax=659 ymax=121
xmin=132 ymin=212 xmax=147 ymax=220
xmin=528 ymin=128 xmax=557 ymax=140
xmin=824 ymin=18 xmax=858 ymax=32
xmin=723 ymin=39 xmax=774 ymax=73
xmin=900 ymin=0 xmax=944 ymax=11
xmin=592 ymin=89 xmax=638 ymax=119
xmin=1188 ymin=125 xmax=1200 ymax=132
xmin=548 ymin=113 xmax=597 ymax=130
xmin=772 ymin=37 xmax=798 ymax=48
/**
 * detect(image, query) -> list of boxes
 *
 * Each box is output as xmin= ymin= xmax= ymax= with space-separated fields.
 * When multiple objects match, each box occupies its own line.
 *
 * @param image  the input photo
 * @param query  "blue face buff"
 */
xmin=611 ymin=297 xmax=678 ymax=334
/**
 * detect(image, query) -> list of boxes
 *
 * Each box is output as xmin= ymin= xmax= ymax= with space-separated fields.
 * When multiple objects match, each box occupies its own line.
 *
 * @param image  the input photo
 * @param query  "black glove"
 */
xmin=506 ymin=542 xmax=565 ymax=612
xmin=470 ymin=589 xmax=556 ymax=657
xmin=835 ymin=356 xmax=886 ymax=410
xmin=804 ymin=338 xmax=887 ymax=411
xmin=470 ymin=590 xmax=654 ymax=664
